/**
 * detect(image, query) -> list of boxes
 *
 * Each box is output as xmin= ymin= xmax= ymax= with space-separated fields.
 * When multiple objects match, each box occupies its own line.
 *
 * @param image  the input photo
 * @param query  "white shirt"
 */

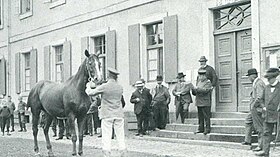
xmin=270 ymin=80 xmax=278 ymax=92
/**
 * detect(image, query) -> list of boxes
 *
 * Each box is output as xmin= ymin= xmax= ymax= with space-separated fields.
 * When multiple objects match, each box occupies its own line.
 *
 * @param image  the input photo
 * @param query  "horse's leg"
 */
xmin=32 ymin=110 xmax=40 ymax=156
xmin=77 ymin=116 xmax=86 ymax=156
xmin=68 ymin=113 xmax=77 ymax=156
xmin=43 ymin=114 xmax=55 ymax=157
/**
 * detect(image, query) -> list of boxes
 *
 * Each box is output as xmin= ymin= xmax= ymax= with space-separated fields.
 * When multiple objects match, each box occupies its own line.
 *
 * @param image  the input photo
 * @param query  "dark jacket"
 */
xmin=262 ymin=82 xmax=280 ymax=123
xmin=0 ymin=106 xmax=11 ymax=118
xmin=130 ymin=88 xmax=152 ymax=115
xmin=192 ymin=79 xmax=212 ymax=107
xmin=197 ymin=65 xmax=218 ymax=87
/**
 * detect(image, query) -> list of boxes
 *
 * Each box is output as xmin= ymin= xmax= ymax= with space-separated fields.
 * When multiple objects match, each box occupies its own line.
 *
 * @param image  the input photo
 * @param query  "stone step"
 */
xmin=166 ymin=124 xmax=245 ymax=134
xmin=150 ymin=130 xmax=258 ymax=143
xmin=211 ymin=112 xmax=248 ymax=119
xmin=184 ymin=118 xmax=245 ymax=126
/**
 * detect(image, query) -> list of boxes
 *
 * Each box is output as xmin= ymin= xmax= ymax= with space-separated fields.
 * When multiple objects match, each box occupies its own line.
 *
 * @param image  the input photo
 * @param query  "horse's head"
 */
xmin=84 ymin=50 xmax=102 ymax=83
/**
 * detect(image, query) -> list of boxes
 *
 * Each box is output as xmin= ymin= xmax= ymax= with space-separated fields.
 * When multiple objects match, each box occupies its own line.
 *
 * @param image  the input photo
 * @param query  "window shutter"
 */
xmin=81 ymin=37 xmax=89 ymax=63
xmin=0 ymin=58 xmax=6 ymax=95
xmin=15 ymin=53 xmax=21 ymax=94
xmin=128 ymin=24 xmax=141 ymax=85
xmin=63 ymin=41 xmax=72 ymax=81
xmin=164 ymin=15 xmax=178 ymax=83
xmin=30 ymin=49 xmax=38 ymax=88
xmin=44 ymin=46 xmax=51 ymax=80
xmin=106 ymin=30 xmax=117 ymax=69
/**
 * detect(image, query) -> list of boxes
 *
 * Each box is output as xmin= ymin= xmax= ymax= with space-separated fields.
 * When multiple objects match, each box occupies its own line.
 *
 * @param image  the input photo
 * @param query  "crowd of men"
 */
xmin=0 ymin=96 xmax=28 ymax=136
xmin=1 ymin=55 xmax=280 ymax=157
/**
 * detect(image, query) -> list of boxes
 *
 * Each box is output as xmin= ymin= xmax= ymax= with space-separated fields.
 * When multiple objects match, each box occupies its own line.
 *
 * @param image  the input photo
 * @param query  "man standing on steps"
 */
xmin=241 ymin=68 xmax=265 ymax=152
xmin=255 ymin=68 xmax=280 ymax=157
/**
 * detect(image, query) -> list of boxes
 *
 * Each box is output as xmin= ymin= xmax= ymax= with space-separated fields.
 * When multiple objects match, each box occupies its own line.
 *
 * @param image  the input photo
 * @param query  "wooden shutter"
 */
xmin=30 ymin=49 xmax=37 ymax=88
xmin=0 ymin=58 xmax=6 ymax=95
xmin=81 ymin=37 xmax=89 ymax=63
xmin=15 ymin=53 xmax=21 ymax=94
xmin=44 ymin=46 xmax=51 ymax=80
xmin=63 ymin=41 xmax=72 ymax=81
xmin=128 ymin=24 xmax=141 ymax=85
xmin=164 ymin=15 xmax=178 ymax=83
xmin=106 ymin=30 xmax=117 ymax=69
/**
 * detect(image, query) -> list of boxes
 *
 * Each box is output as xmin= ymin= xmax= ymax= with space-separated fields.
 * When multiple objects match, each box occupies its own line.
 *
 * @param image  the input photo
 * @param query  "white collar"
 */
xmin=252 ymin=78 xmax=259 ymax=87
xmin=271 ymin=80 xmax=278 ymax=87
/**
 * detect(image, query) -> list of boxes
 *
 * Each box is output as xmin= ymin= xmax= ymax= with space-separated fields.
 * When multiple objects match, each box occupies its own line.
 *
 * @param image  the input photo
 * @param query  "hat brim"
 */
xmin=176 ymin=75 xmax=186 ymax=79
xmin=135 ymin=83 xmax=144 ymax=87
xmin=246 ymin=73 xmax=257 ymax=76
xmin=198 ymin=59 xmax=208 ymax=62
xmin=264 ymin=73 xmax=279 ymax=78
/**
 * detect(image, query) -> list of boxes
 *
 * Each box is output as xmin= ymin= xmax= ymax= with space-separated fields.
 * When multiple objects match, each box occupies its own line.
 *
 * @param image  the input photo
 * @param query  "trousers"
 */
xmin=244 ymin=113 xmax=263 ymax=148
xmin=262 ymin=122 xmax=277 ymax=156
xmin=101 ymin=117 xmax=126 ymax=151
xmin=197 ymin=106 xmax=211 ymax=132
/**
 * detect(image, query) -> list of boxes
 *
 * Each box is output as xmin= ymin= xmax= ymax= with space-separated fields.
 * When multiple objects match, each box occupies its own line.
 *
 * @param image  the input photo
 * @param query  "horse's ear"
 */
xmin=85 ymin=50 xmax=90 ymax=58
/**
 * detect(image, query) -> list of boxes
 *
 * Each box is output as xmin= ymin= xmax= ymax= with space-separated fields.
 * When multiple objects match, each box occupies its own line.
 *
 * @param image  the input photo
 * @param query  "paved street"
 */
xmin=0 ymin=124 xmax=279 ymax=157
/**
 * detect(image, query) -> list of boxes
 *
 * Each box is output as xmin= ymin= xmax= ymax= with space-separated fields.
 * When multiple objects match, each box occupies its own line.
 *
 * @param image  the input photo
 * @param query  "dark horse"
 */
xmin=27 ymin=50 xmax=102 ymax=156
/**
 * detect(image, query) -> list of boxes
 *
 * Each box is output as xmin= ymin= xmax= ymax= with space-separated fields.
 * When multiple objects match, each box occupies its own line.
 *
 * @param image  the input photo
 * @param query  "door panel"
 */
xmin=237 ymin=30 xmax=252 ymax=112
xmin=215 ymin=33 xmax=237 ymax=112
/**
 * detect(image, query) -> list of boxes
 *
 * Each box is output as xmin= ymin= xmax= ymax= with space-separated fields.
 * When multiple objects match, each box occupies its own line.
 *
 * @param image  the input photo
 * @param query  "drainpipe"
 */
xmin=7 ymin=0 xmax=11 ymax=96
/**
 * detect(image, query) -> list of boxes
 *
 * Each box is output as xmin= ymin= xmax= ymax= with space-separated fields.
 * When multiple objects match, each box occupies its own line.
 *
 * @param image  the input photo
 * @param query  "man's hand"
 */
xmin=263 ymin=107 xmax=267 ymax=111
xmin=135 ymin=98 xmax=140 ymax=102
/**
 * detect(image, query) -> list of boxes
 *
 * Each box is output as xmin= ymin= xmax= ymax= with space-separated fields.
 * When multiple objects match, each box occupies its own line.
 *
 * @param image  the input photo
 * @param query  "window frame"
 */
xmin=53 ymin=45 xmax=64 ymax=83
xmin=19 ymin=0 xmax=33 ymax=20
xmin=262 ymin=44 xmax=280 ymax=75
xmin=0 ymin=0 xmax=3 ymax=29
xmin=24 ymin=53 xmax=31 ymax=91
xmin=90 ymin=34 xmax=106 ymax=81
xmin=145 ymin=22 xmax=164 ymax=82
xmin=49 ymin=0 xmax=66 ymax=9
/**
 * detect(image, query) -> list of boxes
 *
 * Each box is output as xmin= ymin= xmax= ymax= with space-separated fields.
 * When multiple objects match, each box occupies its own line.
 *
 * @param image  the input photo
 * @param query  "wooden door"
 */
xmin=215 ymin=33 xmax=237 ymax=112
xmin=237 ymin=30 xmax=252 ymax=112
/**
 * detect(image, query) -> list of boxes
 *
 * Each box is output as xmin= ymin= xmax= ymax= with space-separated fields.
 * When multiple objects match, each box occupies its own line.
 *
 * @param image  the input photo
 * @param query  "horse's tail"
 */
xmin=27 ymin=81 xmax=45 ymax=110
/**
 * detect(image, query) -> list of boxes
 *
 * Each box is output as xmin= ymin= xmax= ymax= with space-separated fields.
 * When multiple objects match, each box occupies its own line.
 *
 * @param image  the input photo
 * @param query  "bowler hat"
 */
xmin=198 ymin=69 xmax=207 ymax=74
xmin=176 ymin=72 xmax=186 ymax=79
xmin=246 ymin=68 xmax=258 ymax=76
xmin=108 ymin=67 xmax=119 ymax=75
xmin=198 ymin=56 xmax=208 ymax=62
xmin=156 ymin=75 xmax=163 ymax=81
xmin=264 ymin=68 xmax=280 ymax=78
xmin=135 ymin=80 xmax=144 ymax=87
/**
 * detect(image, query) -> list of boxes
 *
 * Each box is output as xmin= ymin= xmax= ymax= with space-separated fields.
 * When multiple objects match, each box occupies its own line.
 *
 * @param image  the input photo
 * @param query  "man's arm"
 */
xmin=86 ymin=85 xmax=105 ymax=96
xmin=165 ymin=88 xmax=171 ymax=105
xmin=210 ymin=67 xmax=218 ymax=87
xmin=253 ymin=81 xmax=265 ymax=108
xmin=130 ymin=92 xmax=139 ymax=104
xmin=196 ymin=80 xmax=212 ymax=94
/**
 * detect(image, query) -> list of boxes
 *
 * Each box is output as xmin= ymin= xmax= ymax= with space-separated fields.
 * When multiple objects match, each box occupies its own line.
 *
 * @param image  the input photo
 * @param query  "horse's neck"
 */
xmin=69 ymin=61 xmax=88 ymax=91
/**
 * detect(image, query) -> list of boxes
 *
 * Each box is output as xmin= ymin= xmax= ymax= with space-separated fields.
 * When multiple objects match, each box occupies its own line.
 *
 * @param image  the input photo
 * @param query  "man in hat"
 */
xmin=130 ymin=80 xmax=152 ymax=137
xmin=151 ymin=75 xmax=170 ymax=130
xmin=5 ymin=96 xmax=15 ymax=132
xmin=197 ymin=56 xmax=218 ymax=87
xmin=241 ymin=68 xmax=265 ymax=152
xmin=86 ymin=68 xmax=126 ymax=157
xmin=172 ymin=72 xmax=194 ymax=123
xmin=192 ymin=69 xmax=212 ymax=135
xmin=0 ymin=102 xmax=12 ymax=136
xmin=17 ymin=96 xmax=27 ymax=132
xmin=255 ymin=68 xmax=280 ymax=157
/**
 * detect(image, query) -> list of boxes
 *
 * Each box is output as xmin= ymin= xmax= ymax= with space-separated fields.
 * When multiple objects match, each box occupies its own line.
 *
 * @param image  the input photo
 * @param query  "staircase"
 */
xmin=125 ymin=112 xmax=259 ymax=144
xmin=150 ymin=112 xmax=259 ymax=143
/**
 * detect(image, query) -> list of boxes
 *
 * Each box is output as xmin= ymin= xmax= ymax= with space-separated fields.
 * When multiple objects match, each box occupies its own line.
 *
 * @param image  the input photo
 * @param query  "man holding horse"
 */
xmin=86 ymin=67 xmax=126 ymax=157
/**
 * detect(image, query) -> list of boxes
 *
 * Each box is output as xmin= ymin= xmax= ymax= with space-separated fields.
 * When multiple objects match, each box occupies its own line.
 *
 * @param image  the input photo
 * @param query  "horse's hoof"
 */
xmin=35 ymin=152 xmax=42 ymax=157
xmin=78 ymin=152 xmax=83 ymax=156
xmin=72 ymin=153 xmax=77 ymax=156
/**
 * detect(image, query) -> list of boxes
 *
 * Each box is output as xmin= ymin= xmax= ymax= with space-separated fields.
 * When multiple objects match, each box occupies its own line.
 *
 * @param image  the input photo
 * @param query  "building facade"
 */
xmin=0 ymin=0 xmax=279 ymax=113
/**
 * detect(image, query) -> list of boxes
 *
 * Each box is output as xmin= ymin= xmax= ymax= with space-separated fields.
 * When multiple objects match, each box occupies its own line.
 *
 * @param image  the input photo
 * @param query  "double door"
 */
xmin=215 ymin=29 xmax=252 ymax=112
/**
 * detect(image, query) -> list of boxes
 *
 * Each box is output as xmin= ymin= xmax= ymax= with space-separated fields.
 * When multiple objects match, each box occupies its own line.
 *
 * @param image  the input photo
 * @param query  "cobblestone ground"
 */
xmin=1 ymin=123 xmax=280 ymax=157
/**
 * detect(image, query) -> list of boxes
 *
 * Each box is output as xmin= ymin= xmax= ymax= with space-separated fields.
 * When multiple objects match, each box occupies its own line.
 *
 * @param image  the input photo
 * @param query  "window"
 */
xmin=263 ymin=46 xmax=280 ymax=70
xmin=214 ymin=3 xmax=251 ymax=31
xmin=49 ymin=0 xmax=66 ymax=9
xmin=146 ymin=22 xmax=163 ymax=81
xmin=24 ymin=53 xmax=31 ymax=91
xmin=91 ymin=35 xmax=106 ymax=80
xmin=0 ymin=0 xmax=3 ymax=29
xmin=54 ymin=45 xmax=64 ymax=83
xmin=20 ymin=0 xmax=31 ymax=14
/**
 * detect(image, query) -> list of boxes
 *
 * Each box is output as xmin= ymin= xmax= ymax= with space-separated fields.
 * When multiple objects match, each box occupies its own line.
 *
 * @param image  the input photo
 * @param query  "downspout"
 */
xmin=7 ymin=0 xmax=11 ymax=96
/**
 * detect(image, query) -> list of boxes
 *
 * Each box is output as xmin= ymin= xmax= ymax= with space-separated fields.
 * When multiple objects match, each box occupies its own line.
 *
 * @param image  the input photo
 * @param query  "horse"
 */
xmin=27 ymin=50 xmax=102 ymax=156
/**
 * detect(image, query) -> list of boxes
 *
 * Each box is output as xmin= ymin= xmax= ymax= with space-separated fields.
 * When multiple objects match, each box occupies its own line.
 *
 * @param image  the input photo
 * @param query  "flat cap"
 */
xmin=264 ymin=67 xmax=279 ymax=78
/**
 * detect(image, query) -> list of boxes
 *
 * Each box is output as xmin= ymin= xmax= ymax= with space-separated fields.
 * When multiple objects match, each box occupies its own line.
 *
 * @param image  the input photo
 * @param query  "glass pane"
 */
xmin=94 ymin=36 xmax=106 ymax=54
xmin=55 ymin=46 xmax=63 ymax=63
xmin=25 ymin=83 xmax=30 ymax=91
xmin=25 ymin=53 xmax=30 ymax=68
xmin=148 ymin=49 xmax=158 ymax=60
xmin=21 ymin=0 xmax=30 ymax=14
xmin=148 ymin=70 xmax=157 ymax=81
xmin=214 ymin=3 xmax=251 ymax=30
xmin=149 ymin=60 xmax=157 ymax=70
xmin=25 ymin=69 xmax=30 ymax=77
xmin=147 ymin=23 xmax=163 ymax=46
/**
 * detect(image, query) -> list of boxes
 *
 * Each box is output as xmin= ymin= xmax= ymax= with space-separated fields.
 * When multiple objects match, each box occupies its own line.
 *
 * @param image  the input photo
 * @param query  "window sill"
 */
xmin=49 ymin=0 xmax=66 ymax=9
xmin=19 ymin=12 xmax=33 ymax=20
